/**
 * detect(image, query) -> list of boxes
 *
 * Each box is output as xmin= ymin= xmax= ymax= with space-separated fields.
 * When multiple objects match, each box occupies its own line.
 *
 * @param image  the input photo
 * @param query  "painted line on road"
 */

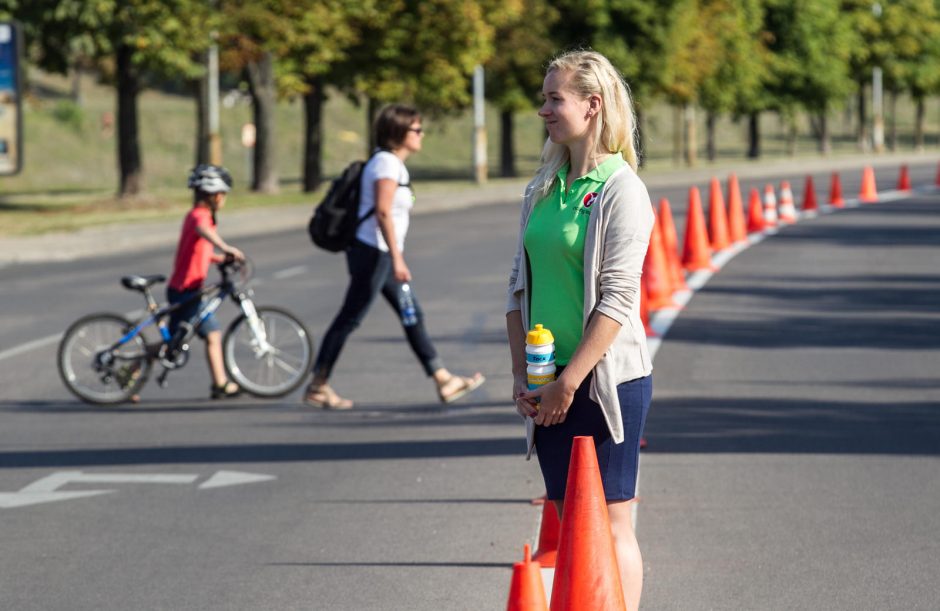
xmin=272 ymin=265 xmax=308 ymax=280
xmin=0 ymin=333 xmax=61 ymax=363
xmin=0 ymin=308 xmax=145 ymax=364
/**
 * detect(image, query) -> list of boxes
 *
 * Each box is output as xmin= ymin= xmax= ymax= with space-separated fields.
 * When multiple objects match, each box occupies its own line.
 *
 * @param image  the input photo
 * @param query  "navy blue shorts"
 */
xmin=166 ymin=287 xmax=220 ymax=339
xmin=535 ymin=372 xmax=652 ymax=501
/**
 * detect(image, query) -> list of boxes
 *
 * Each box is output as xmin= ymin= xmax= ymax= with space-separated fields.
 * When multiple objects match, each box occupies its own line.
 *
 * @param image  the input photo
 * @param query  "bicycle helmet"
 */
xmin=188 ymin=164 xmax=233 ymax=193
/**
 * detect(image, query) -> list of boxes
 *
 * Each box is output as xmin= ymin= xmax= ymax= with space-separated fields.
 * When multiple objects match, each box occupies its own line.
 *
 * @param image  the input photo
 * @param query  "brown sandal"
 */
xmin=437 ymin=373 xmax=486 ymax=404
xmin=303 ymin=383 xmax=353 ymax=410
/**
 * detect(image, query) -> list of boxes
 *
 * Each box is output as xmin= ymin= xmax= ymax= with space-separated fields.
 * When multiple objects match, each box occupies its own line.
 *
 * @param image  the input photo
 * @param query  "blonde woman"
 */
xmin=506 ymin=50 xmax=654 ymax=609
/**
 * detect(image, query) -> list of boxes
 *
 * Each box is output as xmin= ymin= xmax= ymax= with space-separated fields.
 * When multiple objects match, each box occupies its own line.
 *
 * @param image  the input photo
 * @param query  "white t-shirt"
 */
xmin=355 ymin=150 xmax=413 ymax=252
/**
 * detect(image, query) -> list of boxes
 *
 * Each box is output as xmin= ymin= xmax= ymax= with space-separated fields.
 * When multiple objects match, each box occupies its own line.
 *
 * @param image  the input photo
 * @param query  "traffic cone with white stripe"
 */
xmin=726 ymin=173 xmax=747 ymax=244
xmin=746 ymin=188 xmax=766 ymax=234
xmin=507 ymin=544 xmax=549 ymax=611
xmin=829 ymin=172 xmax=845 ymax=208
xmin=777 ymin=181 xmax=797 ymax=223
xmin=763 ymin=184 xmax=778 ymax=227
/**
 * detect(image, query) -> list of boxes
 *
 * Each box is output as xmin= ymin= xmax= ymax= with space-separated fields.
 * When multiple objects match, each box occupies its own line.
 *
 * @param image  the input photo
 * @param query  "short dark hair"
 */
xmin=374 ymin=104 xmax=421 ymax=150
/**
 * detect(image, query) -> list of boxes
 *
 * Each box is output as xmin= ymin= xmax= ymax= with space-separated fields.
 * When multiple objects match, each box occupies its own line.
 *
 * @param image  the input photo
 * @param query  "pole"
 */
xmin=207 ymin=37 xmax=222 ymax=165
xmin=871 ymin=2 xmax=884 ymax=153
xmin=473 ymin=65 xmax=487 ymax=184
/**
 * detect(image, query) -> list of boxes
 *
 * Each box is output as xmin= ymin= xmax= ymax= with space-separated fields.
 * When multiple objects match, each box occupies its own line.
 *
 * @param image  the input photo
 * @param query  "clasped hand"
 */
xmin=513 ymin=376 xmax=575 ymax=426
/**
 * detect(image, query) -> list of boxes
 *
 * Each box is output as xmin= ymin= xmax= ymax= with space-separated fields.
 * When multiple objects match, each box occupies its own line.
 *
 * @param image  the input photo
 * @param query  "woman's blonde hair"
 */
xmin=532 ymin=50 xmax=639 ymax=198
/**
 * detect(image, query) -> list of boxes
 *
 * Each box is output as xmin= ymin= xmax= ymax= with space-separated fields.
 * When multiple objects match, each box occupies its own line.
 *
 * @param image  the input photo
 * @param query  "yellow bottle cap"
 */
xmin=526 ymin=323 xmax=554 ymax=346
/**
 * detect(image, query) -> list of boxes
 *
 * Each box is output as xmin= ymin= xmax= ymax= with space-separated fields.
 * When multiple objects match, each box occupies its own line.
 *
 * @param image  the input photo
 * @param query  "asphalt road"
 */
xmin=1 ymin=160 xmax=938 ymax=610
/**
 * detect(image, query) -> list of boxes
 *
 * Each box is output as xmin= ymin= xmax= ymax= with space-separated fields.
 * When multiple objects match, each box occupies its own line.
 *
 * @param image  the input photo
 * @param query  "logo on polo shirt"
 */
xmin=582 ymin=192 xmax=599 ymax=208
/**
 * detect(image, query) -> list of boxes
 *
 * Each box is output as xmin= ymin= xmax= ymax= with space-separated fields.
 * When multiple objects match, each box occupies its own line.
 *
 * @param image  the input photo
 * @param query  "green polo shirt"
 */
xmin=523 ymin=155 xmax=626 ymax=365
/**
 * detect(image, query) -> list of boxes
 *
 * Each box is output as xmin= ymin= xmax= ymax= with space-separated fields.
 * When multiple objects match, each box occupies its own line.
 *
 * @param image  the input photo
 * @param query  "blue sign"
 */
xmin=0 ymin=21 xmax=22 ymax=175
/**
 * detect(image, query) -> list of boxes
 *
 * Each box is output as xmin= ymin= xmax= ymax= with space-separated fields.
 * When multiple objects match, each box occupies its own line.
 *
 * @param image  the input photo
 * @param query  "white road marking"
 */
xmin=0 ymin=470 xmax=276 ymax=510
xmin=0 ymin=333 xmax=60 ymax=362
xmin=272 ymin=265 xmax=307 ymax=280
xmin=199 ymin=470 xmax=277 ymax=489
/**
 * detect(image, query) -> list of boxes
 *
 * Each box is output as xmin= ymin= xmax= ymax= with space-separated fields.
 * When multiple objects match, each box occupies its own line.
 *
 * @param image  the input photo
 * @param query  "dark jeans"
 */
xmin=313 ymin=239 xmax=444 ymax=379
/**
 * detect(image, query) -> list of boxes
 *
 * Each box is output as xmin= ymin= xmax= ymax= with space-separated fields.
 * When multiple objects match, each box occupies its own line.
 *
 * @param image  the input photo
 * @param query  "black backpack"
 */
xmin=308 ymin=159 xmax=374 ymax=252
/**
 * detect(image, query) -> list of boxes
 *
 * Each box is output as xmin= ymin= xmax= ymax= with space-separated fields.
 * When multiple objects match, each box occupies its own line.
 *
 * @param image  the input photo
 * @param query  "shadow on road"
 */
xmin=0 ymin=437 xmax=525 ymax=469
xmin=643 ymin=395 xmax=940 ymax=456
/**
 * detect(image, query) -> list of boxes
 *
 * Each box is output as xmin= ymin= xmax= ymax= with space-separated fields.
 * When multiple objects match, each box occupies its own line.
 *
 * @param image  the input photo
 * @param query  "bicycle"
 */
xmin=57 ymin=257 xmax=313 ymax=404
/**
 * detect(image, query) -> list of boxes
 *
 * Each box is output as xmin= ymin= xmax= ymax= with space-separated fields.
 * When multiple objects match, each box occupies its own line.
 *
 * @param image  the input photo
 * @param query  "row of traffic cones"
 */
xmin=507 ymin=437 xmax=626 ymax=610
xmin=639 ymin=164 xmax=917 ymax=334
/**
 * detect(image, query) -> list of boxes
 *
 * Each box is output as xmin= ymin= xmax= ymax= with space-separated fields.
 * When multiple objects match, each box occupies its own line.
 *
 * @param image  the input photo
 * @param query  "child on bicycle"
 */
xmin=168 ymin=164 xmax=246 ymax=399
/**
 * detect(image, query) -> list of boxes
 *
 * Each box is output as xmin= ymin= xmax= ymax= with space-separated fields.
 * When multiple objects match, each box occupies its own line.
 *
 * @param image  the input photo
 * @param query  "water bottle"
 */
xmin=525 ymin=324 xmax=555 ymax=392
xmin=399 ymin=283 xmax=418 ymax=327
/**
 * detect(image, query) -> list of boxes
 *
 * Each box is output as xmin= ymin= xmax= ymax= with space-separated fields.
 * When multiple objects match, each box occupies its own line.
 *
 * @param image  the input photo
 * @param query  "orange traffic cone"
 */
xmin=532 ymin=501 xmax=561 ymax=568
xmin=507 ymin=544 xmax=549 ymax=611
xmin=936 ymin=161 xmax=940 ymax=187
xmin=777 ymin=181 xmax=797 ymax=223
xmin=707 ymin=177 xmax=731 ymax=251
xmin=681 ymin=187 xmax=715 ymax=272
xmin=829 ymin=172 xmax=845 ymax=208
xmin=643 ymin=212 xmax=677 ymax=310
xmin=763 ymin=184 xmax=778 ymax=226
xmin=657 ymin=198 xmax=688 ymax=293
xmin=802 ymin=176 xmax=819 ymax=212
xmin=550 ymin=437 xmax=626 ymax=611
xmin=726 ymin=173 xmax=747 ymax=244
xmin=746 ymin=188 xmax=766 ymax=234
xmin=860 ymin=166 xmax=878 ymax=203
xmin=640 ymin=280 xmax=655 ymax=337
xmin=897 ymin=165 xmax=911 ymax=192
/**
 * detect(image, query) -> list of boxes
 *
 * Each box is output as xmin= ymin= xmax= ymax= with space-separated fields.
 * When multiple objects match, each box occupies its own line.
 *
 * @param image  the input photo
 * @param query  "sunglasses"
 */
xmin=409 ymin=127 xmax=424 ymax=134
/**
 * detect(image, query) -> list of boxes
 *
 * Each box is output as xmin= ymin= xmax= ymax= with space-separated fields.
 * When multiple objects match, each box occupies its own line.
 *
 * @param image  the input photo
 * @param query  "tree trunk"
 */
xmin=914 ymin=97 xmax=925 ymax=151
xmin=857 ymin=84 xmax=869 ymax=151
xmin=817 ymin=112 xmax=831 ymax=155
xmin=635 ymin=106 xmax=645 ymax=168
xmin=887 ymin=90 xmax=898 ymax=152
xmin=786 ymin=117 xmax=797 ymax=156
xmin=302 ymin=76 xmax=325 ymax=192
xmin=747 ymin=112 xmax=760 ymax=159
xmin=246 ymin=52 xmax=279 ymax=193
xmin=71 ymin=66 xmax=83 ymax=106
xmin=499 ymin=109 xmax=516 ymax=177
xmin=684 ymin=105 xmax=696 ymax=167
xmin=367 ymin=97 xmax=380 ymax=153
xmin=194 ymin=74 xmax=210 ymax=166
xmin=116 ymin=44 xmax=143 ymax=197
xmin=672 ymin=105 xmax=682 ymax=166
xmin=705 ymin=112 xmax=716 ymax=162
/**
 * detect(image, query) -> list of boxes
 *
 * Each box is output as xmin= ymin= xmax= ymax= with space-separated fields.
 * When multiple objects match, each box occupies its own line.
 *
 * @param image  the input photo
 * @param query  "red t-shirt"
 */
xmin=169 ymin=206 xmax=215 ymax=291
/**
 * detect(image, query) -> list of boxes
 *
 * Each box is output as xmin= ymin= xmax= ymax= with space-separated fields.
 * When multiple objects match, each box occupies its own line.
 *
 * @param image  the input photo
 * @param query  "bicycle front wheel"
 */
xmin=223 ymin=306 xmax=313 ymax=398
xmin=57 ymin=313 xmax=151 ymax=404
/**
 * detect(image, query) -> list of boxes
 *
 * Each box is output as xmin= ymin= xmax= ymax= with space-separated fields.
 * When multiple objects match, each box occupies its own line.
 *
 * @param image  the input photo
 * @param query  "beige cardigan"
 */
xmin=506 ymin=164 xmax=654 ymax=456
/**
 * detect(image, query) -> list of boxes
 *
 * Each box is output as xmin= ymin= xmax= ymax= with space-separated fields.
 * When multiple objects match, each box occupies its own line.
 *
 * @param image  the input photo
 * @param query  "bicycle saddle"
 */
xmin=121 ymin=274 xmax=167 ymax=292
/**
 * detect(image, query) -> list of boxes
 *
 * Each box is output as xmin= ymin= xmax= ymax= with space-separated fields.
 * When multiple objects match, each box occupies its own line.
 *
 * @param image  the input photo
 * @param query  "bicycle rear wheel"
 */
xmin=223 ymin=306 xmax=313 ymax=398
xmin=57 ymin=313 xmax=151 ymax=405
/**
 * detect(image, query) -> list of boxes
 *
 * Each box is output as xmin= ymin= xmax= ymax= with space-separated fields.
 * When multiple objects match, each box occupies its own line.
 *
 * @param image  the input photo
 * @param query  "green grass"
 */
xmin=2 ymin=68 xmax=938 ymax=237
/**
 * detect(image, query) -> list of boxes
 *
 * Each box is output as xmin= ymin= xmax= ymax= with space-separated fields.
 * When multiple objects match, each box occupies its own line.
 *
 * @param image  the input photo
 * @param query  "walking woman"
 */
xmin=305 ymin=104 xmax=485 ymax=410
xmin=505 ymin=50 xmax=654 ymax=610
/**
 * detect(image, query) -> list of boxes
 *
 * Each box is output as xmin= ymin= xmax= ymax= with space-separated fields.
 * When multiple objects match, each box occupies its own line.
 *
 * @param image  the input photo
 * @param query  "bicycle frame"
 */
xmin=107 ymin=261 xmax=260 ymax=361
